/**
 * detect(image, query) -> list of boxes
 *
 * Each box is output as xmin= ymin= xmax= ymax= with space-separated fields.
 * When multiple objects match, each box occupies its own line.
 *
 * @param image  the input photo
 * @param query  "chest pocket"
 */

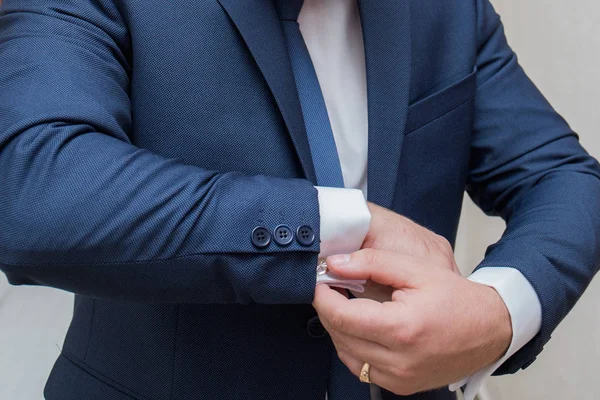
xmin=393 ymin=68 xmax=478 ymax=243
xmin=405 ymin=67 xmax=477 ymax=135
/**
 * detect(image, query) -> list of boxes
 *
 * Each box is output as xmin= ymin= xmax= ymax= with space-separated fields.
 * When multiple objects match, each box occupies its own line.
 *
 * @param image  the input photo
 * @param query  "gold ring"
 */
xmin=359 ymin=362 xmax=372 ymax=383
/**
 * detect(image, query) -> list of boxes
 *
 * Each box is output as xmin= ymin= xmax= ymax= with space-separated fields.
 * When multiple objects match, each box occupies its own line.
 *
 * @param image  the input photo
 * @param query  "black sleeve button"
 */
xmin=273 ymin=225 xmax=294 ymax=246
xmin=296 ymin=225 xmax=315 ymax=246
xmin=251 ymin=227 xmax=271 ymax=248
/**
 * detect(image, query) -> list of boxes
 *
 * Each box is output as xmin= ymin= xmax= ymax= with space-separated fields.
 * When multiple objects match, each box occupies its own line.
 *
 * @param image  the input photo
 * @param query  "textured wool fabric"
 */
xmin=278 ymin=2 xmax=370 ymax=395
xmin=1 ymin=0 xmax=600 ymax=399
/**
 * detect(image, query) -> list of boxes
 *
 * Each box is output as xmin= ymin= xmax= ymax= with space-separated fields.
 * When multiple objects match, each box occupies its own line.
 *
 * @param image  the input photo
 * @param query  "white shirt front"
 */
xmin=299 ymin=0 xmax=369 ymax=194
xmin=297 ymin=1 xmax=542 ymax=399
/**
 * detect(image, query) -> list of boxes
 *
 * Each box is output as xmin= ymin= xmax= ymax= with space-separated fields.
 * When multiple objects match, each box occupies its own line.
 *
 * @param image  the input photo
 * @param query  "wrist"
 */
xmin=473 ymin=282 xmax=512 ymax=366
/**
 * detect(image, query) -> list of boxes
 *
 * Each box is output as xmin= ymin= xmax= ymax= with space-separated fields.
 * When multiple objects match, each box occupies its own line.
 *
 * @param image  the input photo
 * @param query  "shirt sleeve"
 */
xmin=315 ymin=186 xmax=371 ymax=291
xmin=449 ymin=267 xmax=542 ymax=400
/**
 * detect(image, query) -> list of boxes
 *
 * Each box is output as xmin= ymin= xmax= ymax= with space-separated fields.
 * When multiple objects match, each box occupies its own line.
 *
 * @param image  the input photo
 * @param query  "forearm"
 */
xmin=475 ymin=170 xmax=600 ymax=373
xmin=0 ymin=125 xmax=322 ymax=304
xmin=467 ymin=0 xmax=600 ymax=373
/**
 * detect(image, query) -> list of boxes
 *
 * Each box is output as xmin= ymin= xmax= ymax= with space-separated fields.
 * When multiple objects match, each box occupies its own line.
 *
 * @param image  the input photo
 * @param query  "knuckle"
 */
xmin=390 ymin=330 xmax=409 ymax=348
xmin=387 ymin=365 xmax=409 ymax=380
xmin=406 ymin=320 xmax=424 ymax=344
xmin=419 ymin=237 xmax=432 ymax=256
xmin=391 ymin=320 xmax=421 ymax=347
xmin=434 ymin=234 xmax=455 ymax=266
xmin=435 ymin=234 xmax=453 ymax=256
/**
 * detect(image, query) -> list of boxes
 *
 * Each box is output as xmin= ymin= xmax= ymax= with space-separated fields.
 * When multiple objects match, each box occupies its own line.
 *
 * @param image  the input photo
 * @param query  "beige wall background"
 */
xmin=0 ymin=1 xmax=598 ymax=399
xmin=455 ymin=0 xmax=600 ymax=399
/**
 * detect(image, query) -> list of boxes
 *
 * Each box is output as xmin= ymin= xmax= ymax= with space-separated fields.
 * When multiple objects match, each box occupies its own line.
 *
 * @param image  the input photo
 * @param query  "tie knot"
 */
xmin=274 ymin=0 xmax=304 ymax=21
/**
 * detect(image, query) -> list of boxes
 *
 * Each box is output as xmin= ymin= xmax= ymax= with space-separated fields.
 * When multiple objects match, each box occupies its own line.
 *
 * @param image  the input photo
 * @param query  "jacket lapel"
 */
xmin=359 ymin=0 xmax=412 ymax=208
xmin=217 ymin=0 xmax=317 ymax=184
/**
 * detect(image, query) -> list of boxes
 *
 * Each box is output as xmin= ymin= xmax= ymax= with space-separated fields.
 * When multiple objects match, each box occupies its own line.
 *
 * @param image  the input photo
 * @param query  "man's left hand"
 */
xmin=313 ymin=249 xmax=512 ymax=395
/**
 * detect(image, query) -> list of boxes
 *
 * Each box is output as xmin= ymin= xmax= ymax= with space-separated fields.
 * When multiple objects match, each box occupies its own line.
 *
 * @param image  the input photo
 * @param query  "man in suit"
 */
xmin=0 ymin=0 xmax=598 ymax=399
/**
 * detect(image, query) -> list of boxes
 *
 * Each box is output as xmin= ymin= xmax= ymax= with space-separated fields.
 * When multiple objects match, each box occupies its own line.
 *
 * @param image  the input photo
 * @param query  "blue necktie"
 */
xmin=276 ymin=0 xmax=345 ymax=188
xmin=275 ymin=2 xmax=371 ymax=399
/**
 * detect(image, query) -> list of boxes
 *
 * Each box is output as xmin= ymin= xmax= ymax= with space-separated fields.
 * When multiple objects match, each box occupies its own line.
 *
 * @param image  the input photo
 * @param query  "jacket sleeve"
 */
xmin=469 ymin=0 xmax=600 ymax=374
xmin=0 ymin=0 xmax=320 ymax=305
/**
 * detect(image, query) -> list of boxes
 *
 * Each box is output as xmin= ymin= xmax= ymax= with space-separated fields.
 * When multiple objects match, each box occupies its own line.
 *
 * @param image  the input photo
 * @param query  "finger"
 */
xmin=327 ymin=249 xmax=424 ymax=289
xmin=333 ymin=286 xmax=350 ymax=297
xmin=352 ymin=280 xmax=395 ymax=303
xmin=336 ymin=351 xmax=366 ymax=381
xmin=313 ymin=282 xmax=350 ymax=310
xmin=328 ymin=328 xmax=396 ymax=369
xmin=313 ymin=284 xmax=398 ymax=344
xmin=337 ymin=351 xmax=414 ymax=395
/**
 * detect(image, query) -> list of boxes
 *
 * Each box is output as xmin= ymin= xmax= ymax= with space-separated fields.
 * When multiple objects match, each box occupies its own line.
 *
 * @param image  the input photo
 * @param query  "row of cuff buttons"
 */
xmin=250 ymin=226 xmax=324 ymax=338
xmin=251 ymin=225 xmax=315 ymax=248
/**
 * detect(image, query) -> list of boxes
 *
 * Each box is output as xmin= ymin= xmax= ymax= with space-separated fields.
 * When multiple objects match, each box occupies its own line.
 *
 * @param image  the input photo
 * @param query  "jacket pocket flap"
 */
xmin=406 ymin=68 xmax=477 ymax=134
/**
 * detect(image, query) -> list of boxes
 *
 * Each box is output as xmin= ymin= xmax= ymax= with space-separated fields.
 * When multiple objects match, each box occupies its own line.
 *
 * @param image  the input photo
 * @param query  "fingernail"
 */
xmin=327 ymin=254 xmax=351 ymax=265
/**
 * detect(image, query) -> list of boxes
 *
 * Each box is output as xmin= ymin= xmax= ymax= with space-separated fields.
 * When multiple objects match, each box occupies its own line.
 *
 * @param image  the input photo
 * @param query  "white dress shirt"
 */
xmin=298 ymin=0 xmax=542 ymax=399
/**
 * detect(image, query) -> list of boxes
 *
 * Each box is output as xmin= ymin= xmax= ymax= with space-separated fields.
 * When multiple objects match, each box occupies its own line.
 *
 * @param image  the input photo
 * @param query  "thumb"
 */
xmin=326 ymin=249 xmax=420 ymax=289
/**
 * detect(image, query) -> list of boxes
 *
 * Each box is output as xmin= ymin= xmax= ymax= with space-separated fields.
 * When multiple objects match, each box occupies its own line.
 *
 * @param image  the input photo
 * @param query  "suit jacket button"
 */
xmin=251 ymin=227 xmax=271 ymax=248
xmin=306 ymin=316 xmax=327 ymax=338
xmin=274 ymin=225 xmax=294 ymax=246
xmin=296 ymin=225 xmax=315 ymax=246
xmin=522 ymin=357 xmax=537 ymax=369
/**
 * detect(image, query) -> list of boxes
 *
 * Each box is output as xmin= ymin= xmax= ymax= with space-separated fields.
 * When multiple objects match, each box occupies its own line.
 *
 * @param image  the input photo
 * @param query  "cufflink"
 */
xmin=317 ymin=259 xmax=328 ymax=276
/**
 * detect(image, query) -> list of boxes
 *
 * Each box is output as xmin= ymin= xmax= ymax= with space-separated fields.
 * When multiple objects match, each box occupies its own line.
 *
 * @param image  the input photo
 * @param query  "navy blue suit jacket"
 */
xmin=1 ymin=1 xmax=599 ymax=399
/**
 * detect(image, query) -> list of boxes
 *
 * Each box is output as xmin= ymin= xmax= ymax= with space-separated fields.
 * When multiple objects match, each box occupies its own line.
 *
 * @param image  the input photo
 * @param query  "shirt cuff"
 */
xmin=316 ymin=271 xmax=366 ymax=293
xmin=315 ymin=186 xmax=370 ymax=291
xmin=449 ymin=267 xmax=542 ymax=400
xmin=315 ymin=186 xmax=371 ymax=258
